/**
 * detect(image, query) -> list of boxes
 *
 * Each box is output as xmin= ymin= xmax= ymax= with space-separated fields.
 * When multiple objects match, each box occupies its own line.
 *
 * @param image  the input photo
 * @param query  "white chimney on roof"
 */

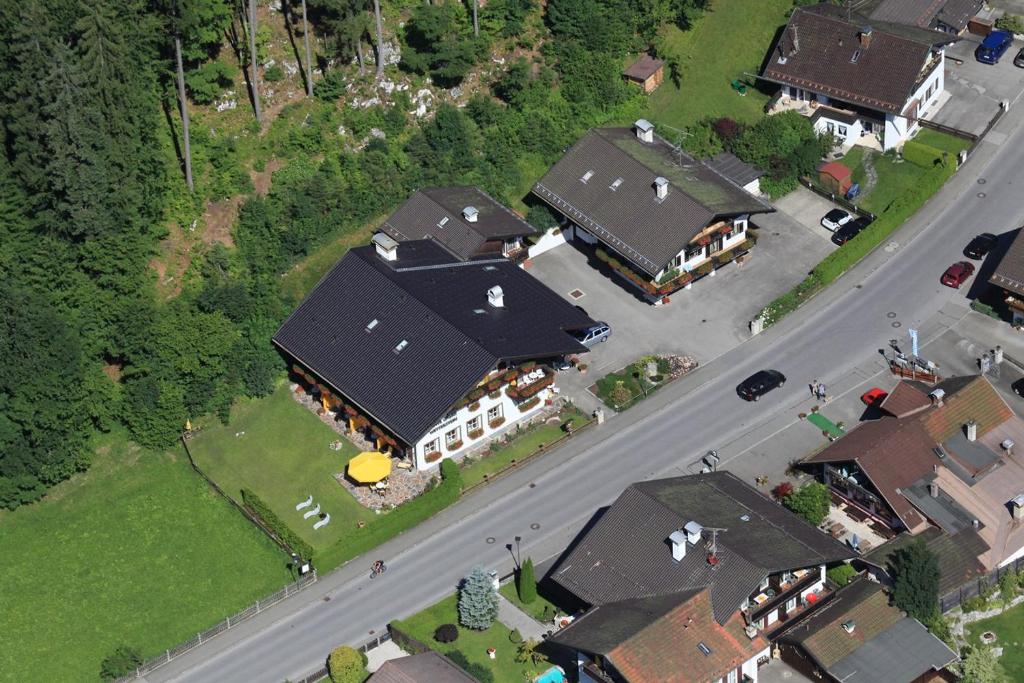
xmin=654 ymin=176 xmax=669 ymax=201
xmin=669 ymin=530 xmax=688 ymax=561
xmin=487 ymin=285 xmax=504 ymax=308
xmin=966 ymin=420 xmax=978 ymax=442
xmin=684 ymin=520 xmax=703 ymax=545
xmin=463 ymin=206 xmax=479 ymax=223
xmin=372 ymin=232 xmax=399 ymax=261
xmin=929 ymin=388 xmax=945 ymax=407
xmin=1012 ymin=494 xmax=1024 ymax=521
xmin=635 ymin=118 xmax=654 ymax=143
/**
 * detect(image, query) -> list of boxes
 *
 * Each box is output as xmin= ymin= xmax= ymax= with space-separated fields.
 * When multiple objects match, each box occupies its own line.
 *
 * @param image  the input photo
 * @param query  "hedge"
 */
xmin=901 ymin=139 xmax=949 ymax=170
xmin=241 ymin=487 xmax=315 ymax=560
xmin=759 ymin=160 xmax=954 ymax=328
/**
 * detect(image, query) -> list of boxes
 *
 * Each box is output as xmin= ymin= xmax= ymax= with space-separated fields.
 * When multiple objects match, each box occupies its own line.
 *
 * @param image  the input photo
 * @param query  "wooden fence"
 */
xmin=940 ymin=556 xmax=1024 ymax=613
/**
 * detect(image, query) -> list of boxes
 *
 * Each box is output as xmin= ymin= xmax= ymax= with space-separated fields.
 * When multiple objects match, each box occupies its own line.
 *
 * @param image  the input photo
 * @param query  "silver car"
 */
xmin=573 ymin=322 xmax=611 ymax=347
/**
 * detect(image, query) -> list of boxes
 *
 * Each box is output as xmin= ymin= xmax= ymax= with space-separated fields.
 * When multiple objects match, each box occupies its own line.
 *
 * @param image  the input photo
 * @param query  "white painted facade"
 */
xmin=412 ymin=370 xmax=552 ymax=470
xmin=744 ymin=565 xmax=827 ymax=631
xmin=654 ymin=215 xmax=750 ymax=282
xmin=527 ymin=226 xmax=570 ymax=259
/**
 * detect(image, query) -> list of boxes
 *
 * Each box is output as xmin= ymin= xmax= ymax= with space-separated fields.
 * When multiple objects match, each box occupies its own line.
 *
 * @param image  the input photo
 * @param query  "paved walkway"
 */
xmin=364 ymin=640 xmax=406 ymax=672
xmin=496 ymin=593 xmax=550 ymax=642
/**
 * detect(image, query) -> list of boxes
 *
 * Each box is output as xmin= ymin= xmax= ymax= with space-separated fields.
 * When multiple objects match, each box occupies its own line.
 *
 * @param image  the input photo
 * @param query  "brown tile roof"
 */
xmin=990 ymin=228 xmax=1024 ymax=298
xmin=554 ymin=589 xmax=768 ymax=683
xmin=623 ymin=54 xmax=665 ymax=81
xmin=368 ymin=652 xmax=477 ymax=683
xmin=861 ymin=526 xmax=988 ymax=594
xmin=763 ymin=4 xmax=935 ymax=115
xmin=920 ymin=376 xmax=1013 ymax=443
xmin=880 ymin=381 xmax=932 ymax=418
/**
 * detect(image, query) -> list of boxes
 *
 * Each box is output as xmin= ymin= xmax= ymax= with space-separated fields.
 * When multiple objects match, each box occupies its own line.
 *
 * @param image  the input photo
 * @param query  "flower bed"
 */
xmin=518 ymin=397 xmax=540 ymax=412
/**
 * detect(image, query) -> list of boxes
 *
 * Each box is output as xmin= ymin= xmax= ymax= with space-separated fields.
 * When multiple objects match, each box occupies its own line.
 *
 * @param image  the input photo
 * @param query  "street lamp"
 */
xmin=506 ymin=536 xmax=523 ymax=570
xmin=515 ymin=536 xmax=522 ymax=568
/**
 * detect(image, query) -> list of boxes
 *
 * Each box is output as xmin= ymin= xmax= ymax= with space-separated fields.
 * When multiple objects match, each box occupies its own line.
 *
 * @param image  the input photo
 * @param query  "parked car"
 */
xmin=572 ymin=321 xmax=611 ymax=346
xmin=976 ymin=30 xmax=1013 ymax=65
xmin=861 ymin=387 xmax=888 ymax=406
xmin=964 ymin=233 xmax=998 ymax=259
xmin=737 ymin=370 xmax=786 ymax=401
xmin=1015 ymin=47 xmax=1024 ymax=68
xmin=831 ymin=216 xmax=872 ymax=246
xmin=1013 ymin=378 xmax=1024 ymax=397
xmin=941 ymin=261 xmax=976 ymax=288
xmin=821 ymin=209 xmax=854 ymax=232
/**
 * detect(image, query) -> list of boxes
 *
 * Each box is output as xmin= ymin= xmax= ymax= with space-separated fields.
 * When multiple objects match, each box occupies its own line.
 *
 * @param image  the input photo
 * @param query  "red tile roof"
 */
xmin=880 ymin=382 xmax=932 ymax=418
xmin=920 ymin=376 xmax=1013 ymax=443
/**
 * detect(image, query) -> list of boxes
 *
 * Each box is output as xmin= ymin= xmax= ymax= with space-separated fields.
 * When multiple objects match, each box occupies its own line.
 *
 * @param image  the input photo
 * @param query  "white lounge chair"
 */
xmin=303 ymin=503 xmax=321 ymax=520
xmin=295 ymin=494 xmax=313 ymax=511
xmin=313 ymin=513 xmax=331 ymax=530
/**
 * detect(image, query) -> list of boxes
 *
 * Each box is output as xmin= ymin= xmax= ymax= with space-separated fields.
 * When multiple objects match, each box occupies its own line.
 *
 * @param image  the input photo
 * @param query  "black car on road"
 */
xmin=831 ymin=216 xmax=872 ymax=246
xmin=964 ymin=233 xmax=998 ymax=259
xmin=737 ymin=370 xmax=786 ymax=401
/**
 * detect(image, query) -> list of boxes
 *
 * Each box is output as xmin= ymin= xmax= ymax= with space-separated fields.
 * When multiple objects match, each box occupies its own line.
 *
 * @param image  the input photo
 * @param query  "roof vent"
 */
xmin=365 ymin=318 xmax=379 ymax=333
xmin=393 ymin=339 xmax=409 ymax=354
xmin=372 ymin=233 xmax=399 ymax=262
xmin=487 ymin=285 xmax=504 ymax=308
xmin=966 ymin=420 xmax=978 ymax=442
xmin=669 ymin=530 xmax=688 ymax=562
xmin=850 ymin=49 xmax=861 ymax=64
xmin=609 ymin=178 xmax=624 ymax=191
xmin=581 ymin=170 xmax=595 ymax=184
xmin=859 ymin=26 xmax=873 ymax=49
xmin=654 ymin=176 xmax=669 ymax=201
xmin=635 ymin=119 xmax=655 ymax=143
xmin=463 ymin=206 xmax=479 ymax=223
xmin=744 ymin=624 xmax=759 ymax=639
xmin=683 ymin=520 xmax=703 ymax=545
xmin=437 ymin=216 xmax=450 ymax=229
xmin=842 ymin=620 xmax=856 ymax=634
xmin=929 ymin=388 xmax=945 ymax=407
xmin=697 ymin=642 xmax=712 ymax=656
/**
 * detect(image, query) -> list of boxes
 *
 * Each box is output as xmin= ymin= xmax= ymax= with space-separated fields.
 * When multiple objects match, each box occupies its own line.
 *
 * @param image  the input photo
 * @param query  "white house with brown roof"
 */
xmin=763 ymin=4 xmax=951 ymax=151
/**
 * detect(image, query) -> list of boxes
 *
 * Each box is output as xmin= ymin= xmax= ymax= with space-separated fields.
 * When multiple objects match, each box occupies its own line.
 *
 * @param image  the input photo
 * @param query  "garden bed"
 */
xmin=591 ymin=355 xmax=698 ymax=411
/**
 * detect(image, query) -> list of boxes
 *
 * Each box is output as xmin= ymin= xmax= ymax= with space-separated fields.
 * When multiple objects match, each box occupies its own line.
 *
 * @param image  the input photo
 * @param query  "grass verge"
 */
xmin=498 ymin=581 xmax=561 ymax=624
xmin=0 ymin=432 xmax=290 ymax=681
xmin=593 ymin=356 xmax=672 ymax=410
xmin=966 ymin=605 xmax=1022 ymax=680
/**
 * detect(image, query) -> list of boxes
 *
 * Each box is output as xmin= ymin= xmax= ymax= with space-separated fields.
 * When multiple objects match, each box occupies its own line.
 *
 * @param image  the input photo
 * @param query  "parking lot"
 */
xmin=530 ymin=190 xmax=836 ymax=395
xmin=928 ymin=34 xmax=1024 ymax=136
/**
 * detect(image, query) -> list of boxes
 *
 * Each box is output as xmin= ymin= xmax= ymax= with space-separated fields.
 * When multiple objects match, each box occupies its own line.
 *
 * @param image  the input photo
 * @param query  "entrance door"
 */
xmin=709 ymin=236 xmax=723 ymax=254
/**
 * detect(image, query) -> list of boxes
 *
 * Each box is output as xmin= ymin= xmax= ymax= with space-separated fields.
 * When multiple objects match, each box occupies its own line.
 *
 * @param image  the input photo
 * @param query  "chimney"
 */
xmin=635 ymin=118 xmax=655 ymax=143
xmin=487 ymin=285 xmax=504 ymax=308
xmin=966 ymin=420 xmax=978 ymax=442
xmin=372 ymin=233 xmax=399 ymax=262
xmin=1003 ymin=439 xmax=1016 ymax=456
xmin=463 ymin=206 xmax=479 ymax=223
xmin=929 ymin=388 xmax=945 ymax=407
xmin=929 ymin=482 xmax=939 ymax=498
xmin=669 ymin=530 xmax=688 ymax=561
xmin=1013 ymin=495 xmax=1024 ymax=520
xmin=654 ymin=176 xmax=669 ymax=201
xmin=790 ymin=25 xmax=800 ymax=54
xmin=684 ymin=520 xmax=703 ymax=545
xmin=842 ymin=620 xmax=856 ymax=635
xmin=859 ymin=26 xmax=873 ymax=49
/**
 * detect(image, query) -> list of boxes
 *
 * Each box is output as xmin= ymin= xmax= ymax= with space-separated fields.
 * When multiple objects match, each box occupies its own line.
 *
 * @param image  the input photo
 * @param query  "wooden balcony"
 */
xmin=748 ymin=570 xmax=820 ymax=624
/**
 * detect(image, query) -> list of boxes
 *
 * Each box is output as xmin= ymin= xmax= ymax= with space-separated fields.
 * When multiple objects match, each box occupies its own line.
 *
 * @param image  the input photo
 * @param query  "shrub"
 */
xmin=997 ymin=13 xmax=1024 ymax=35
xmin=446 ymin=651 xmax=495 ymax=683
xmin=772 ymin=481 xmax=794 ymax=501
xmin=902 ymin=139 xmax=948 ymax=169
xmin=185 ymin=59 xmax=237 ymax=104
xmin=459 ymin=566 xmax=499 ymax=629
xmin=971 ymin=300 xmax=1000 ymax=319
xmin=1000 ymin=569 xmax=1018 ymax=604
xmin=241 ymin=488 xmax=314 ymax=560
xmin=517 ymin=557 xmax=538 ymax=604
xmin=434 ymin=623 xmax=459 ymax=643
xmin=827 ymin=563 xmax=858 ymax=587
xmin=962 ymin=595 xmax=989 ymax=613
xmin=328 ymin=645 xmax=367 ymax=683
xmin=510 ymin=627 xmax=523 ymax=643
xmin=100 ymin=645 xmax=142 ymax=680
xmin=264 ymin=63 xmax=284 ymax=82
xmin=782 ymin=482 xmax=830 ymax=526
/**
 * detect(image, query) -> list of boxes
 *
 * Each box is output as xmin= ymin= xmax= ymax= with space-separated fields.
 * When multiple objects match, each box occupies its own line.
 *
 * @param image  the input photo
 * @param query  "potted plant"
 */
xmin=487 ymin=647 xmax=496 ymax=660
xmin=578 ymin=363 xmax=588 ymax=375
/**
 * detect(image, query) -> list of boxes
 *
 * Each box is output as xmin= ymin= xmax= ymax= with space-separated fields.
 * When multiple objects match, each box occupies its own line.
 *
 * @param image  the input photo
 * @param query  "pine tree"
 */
xmin=458 ymin=567 xmax=499 ymax=630
xmin=517 ymin=557 xmax=537 ymax=604
xmin=890 ymin=538 xmax=940 ymax=622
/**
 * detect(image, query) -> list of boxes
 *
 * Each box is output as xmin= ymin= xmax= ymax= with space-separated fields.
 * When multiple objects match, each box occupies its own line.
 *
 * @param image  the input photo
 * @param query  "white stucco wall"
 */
xmin=884 ymin=57 xmax=945 ymax=150
xmin=412 ymin=373 xmax=551 ymax=470
xmin=527 ymin=226 xmax=569 ymax=258
xmin=813 ymin=115 xmax=864 ymax=147
xmin=656 ymin=217 xmax=749 ymax=281
xmin=744 ymin=646 xmax=771 ymax=683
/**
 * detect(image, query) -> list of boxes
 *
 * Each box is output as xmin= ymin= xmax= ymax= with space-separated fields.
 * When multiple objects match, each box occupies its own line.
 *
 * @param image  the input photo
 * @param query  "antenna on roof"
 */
xmin=702 ymin=526 xmax=728 ymax=565
xmin=656 ymin=122 xmax=692 ymax=168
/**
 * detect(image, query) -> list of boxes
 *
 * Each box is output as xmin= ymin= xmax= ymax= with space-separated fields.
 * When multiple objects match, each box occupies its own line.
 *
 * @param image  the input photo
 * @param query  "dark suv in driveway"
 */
xmin=977 ymin=30 xmax=1013 ymax=65
xmin=737 ymin=370 xmax=786 ymax=401
xmin=831 ymin=216 xmax=872 ymax=246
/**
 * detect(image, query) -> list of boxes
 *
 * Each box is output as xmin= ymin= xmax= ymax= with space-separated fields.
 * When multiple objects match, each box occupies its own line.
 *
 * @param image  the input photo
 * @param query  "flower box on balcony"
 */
xmin=519 ymin=397 xmax=541 ymax=412
xmin=487 ymin=390 xmax=501 ymax=400
xmin=507 ymin=372 xmax=554 ymax=400
xmin=467 ymin=428 xmax=484 ymax=440
xmin=521 ymin=361 xmax=537 ymax=372
xmin=469 ymin=388 xmax=485 ymax=401
xmin=448 ymin=440 xmax=464 ymax=451
xmin=487 ymin=379 xmax=502 ymax=392
xmin=489 ymin=417 xmax=505 ymax=429
xmin=468 ymin=401 xmax=480 ymax=412
xmin=424 ymin=451 xmax=442 ymax=464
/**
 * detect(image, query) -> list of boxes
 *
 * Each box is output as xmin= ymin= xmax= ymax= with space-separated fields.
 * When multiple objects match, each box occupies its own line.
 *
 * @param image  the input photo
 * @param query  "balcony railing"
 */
xmin=748 ymin=570 xmax=820 ymax=623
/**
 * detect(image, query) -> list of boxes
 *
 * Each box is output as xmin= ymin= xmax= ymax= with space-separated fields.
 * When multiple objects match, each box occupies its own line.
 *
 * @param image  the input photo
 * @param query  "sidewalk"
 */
xmin=496 ymin=594 xmax=549 ymax=642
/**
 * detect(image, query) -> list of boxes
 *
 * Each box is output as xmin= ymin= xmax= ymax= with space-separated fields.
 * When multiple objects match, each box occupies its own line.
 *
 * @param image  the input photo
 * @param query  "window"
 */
xmin=445 ymin=427 xmax=461 ymax=448
xmin=826 ymin=122 xmax=835 ymax=134
xmin=727 ymin=670 xmax=738 ymax=683
xmin=668 ymin=254 xmax=682 ymax=269
xmin=838 ymin=125 xmax=848 ymax=137
xmin=423 ymin=438 xmax=440 ymax=455
xmin=487 ymin=405 xmax=503 ymax=422
xmin=466 ymin=415 xmax=482 ymax=432
xmin=786 ymin=597 xmax=798 ymax=613
xmin=685 ymin=245 xmax=704 ymax=261
xmin=759 ymin=577 xmax=770 ymax=591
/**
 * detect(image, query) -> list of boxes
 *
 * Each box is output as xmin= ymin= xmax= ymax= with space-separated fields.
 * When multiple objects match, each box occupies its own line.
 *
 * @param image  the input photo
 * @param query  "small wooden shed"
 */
xmin=818 ymin=161 xmax=852 ymax=195
xmin=623 ymin=55 xmax=665 ymax=94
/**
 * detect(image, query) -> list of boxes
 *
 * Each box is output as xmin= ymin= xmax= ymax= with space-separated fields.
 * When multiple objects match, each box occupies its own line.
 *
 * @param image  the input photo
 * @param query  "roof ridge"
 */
xmin=800 ymin=4 xmax=933 ymax=48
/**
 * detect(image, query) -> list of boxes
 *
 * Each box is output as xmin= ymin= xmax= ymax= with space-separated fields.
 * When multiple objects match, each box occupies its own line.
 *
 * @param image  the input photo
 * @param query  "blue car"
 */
xmin=976 ymin=30 xmax=1013 ymax=65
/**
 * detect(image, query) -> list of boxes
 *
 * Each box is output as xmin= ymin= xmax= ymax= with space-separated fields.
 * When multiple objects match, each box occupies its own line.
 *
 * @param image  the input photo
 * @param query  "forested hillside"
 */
xmin=0 ymin=0 xmax=711 ymax=509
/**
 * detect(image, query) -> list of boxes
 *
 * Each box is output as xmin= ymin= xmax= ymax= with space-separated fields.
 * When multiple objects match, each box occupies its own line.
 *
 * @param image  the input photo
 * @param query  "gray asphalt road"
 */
xmin=151 ymin=110 xmax=1024 ymax=683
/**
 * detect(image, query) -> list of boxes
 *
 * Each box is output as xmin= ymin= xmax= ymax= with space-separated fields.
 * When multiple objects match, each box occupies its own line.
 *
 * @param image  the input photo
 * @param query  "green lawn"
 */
xmin=966 ymin=605 xmax=1023 ymax=680
xmin=0 ymin=433 xmax=290 ymax=681
xmin=498 ymin=581 xmax=561 ymax=624
xmin=392 ymin=594 xmax=553 ymax=683
xmin=915 ymin=128 xmax=972 ymax=155
xmin=460 ymin=407 xmax=589 ymax=489
xmin=280 ymin=221 xmax=379 ymax=302
xmin=645 ymin=0 xmax=794 ymax=129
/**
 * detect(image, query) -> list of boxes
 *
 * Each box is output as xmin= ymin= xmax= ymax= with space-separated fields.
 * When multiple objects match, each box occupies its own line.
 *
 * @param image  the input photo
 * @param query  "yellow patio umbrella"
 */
xmin=347 ymin=451 xmax=392 ymax=484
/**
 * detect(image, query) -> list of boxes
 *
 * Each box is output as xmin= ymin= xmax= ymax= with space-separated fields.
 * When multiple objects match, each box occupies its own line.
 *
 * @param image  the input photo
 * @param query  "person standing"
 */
xmin=810 ymin=380 xmax=819 ymax=398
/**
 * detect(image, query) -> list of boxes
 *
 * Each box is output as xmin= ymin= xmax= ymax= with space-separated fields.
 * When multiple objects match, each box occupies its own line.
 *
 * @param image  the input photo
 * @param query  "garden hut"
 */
xmin=818 ymin=161 xmax=852 ymax=196
xmin=623 ymin=55 xmax=665 ymax=93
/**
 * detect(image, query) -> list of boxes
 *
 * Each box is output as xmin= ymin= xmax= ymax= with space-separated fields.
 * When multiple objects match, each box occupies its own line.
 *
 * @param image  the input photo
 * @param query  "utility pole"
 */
xmin=173 ymin=30 xmax=193 ymax=192
xmin=249 ymin=0 xmax=262 ymax=122
xmin=301 ymin=0 xmax=313 ymax=97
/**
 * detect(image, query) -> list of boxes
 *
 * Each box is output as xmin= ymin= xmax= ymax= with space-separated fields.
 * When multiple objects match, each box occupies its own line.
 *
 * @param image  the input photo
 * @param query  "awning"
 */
xmin=347 ymin=451 xmax=392 ymax=484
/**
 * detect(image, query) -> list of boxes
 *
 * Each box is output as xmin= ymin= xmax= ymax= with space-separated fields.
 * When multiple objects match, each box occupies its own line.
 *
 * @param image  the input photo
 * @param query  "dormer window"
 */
xmin=365 ymin=318 xmax=379 ymax=333
xmin=609 ymin=178 xmax=624 ymax=191
xmin=437 ymin=216 xmax=450 ymax=229
xmin=581 ymin=170 xmax=594 ymax=183
xmin=394 ymin=339 xmax=409 ymax=354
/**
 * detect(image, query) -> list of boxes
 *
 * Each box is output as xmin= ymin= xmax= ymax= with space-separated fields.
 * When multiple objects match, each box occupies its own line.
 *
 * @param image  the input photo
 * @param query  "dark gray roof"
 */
xmin=273 ymin=240 xmax=593 ymax=444
xmin=936 ymin=0 xmax=984 ymax=30
xmin=831 ymin=617 xmax=958 ymax=682
xmin=381 ymin=187 xmax=536 ymax=261
xmin=763 ymin=4 xmax=937 ymax=115
xmin=368 ymin=652 xmax=477 ymax=683
xmin=902 ymin=476 xmax=979 ymax=534
xmin=550 ymin=591 xmax=699 ymax=655
xmin=869 ymin=0 xmax=982 ymax=33
xmin=550 ymin=472 xmax=854 ymax=624
xmin=533 ymin=128 xmax=773 ymax=276
xmin=991 ymin=228 xmax=1024 ymax=298
xmin=861 ymin=526 xmax=987 ymax=595
xmin=811 ymin=106 xmax=862 ymax=126
xmin=706 ymin=152 xmax=764 ymax=187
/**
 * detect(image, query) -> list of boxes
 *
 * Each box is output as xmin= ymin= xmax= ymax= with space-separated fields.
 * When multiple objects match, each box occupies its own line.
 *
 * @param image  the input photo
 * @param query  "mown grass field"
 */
xmin=966 ymin=605 xmax=1021 ymax=681
xmin=644 ymin=0 xmax=793 ymax=129
xmin=0 ymin=433 xmax=290 ymax=681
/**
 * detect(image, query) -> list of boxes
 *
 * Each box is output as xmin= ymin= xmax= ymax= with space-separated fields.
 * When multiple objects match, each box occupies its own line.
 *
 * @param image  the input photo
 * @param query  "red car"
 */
xmin=941 ymin=261 xmax=975 ymax=288
xmin=861 ymin=387 xmax=888 ymax=406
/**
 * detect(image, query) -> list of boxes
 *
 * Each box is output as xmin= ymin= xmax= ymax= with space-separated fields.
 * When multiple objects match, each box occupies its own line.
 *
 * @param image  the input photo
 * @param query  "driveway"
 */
xmin=529 ymin=187 xmax=835 ymax=401
xmin=929 ymin=37 xmax=1024 ymax=136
